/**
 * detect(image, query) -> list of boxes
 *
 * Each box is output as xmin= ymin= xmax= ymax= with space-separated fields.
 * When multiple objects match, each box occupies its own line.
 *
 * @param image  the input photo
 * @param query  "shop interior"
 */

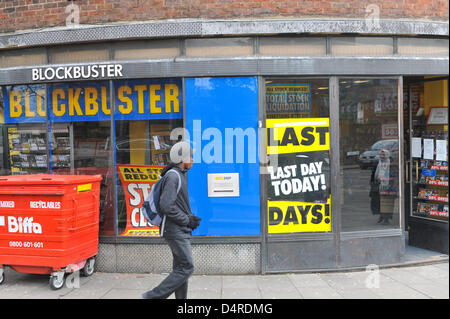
xmin=403 ymin=76 xmax=448 ymax=253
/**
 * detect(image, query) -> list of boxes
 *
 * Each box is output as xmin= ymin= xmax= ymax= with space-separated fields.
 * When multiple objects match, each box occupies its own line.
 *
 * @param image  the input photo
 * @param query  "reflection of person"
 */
xmin=142 ymin=141 xmax=201 ymax=299
xmin=375 ymin=149 xmax=397 ymax=225
xmin=369 ymin=166 xmax=381 ymax=222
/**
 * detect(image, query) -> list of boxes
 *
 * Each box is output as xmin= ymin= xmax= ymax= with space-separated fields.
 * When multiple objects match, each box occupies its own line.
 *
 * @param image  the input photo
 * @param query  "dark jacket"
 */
xmin=159 ymin=163 xmax=193 ymax=238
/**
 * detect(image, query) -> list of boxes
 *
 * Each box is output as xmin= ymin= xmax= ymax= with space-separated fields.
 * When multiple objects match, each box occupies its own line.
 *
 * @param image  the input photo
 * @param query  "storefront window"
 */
xmin=46 ymin=81 xmax=115 ymax=236
xmin=265 ymin=78 xmax=331 ymax=234
xmin=0 ymin=47 xmax=47 ymax=68
xmin=0 ymin=85 xmax=49 ymax=176
xmin=1 ymin=79 xmax=185 ymax=239
xmin=185 ymin=38 xmax=253 ymax=57
xmin=259 ymin=37 xmax=326 ymax=56
xmin=113 ymin=79 xmax=183 ymax=237
xmin=339 ymin=78 xmax=400 ymax=231
xmin=0 ymin=82 xmax=115 ymax=236
xmin=331 ymin=37 xmax=393 ymax=56
xmin=407 ymin=79 xmax=448 ymax=222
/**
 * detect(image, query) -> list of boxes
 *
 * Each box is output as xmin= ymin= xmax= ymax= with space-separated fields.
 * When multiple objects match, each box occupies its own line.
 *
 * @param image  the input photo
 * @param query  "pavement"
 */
xmin=0 ymin=256 xmax=448 ymax=299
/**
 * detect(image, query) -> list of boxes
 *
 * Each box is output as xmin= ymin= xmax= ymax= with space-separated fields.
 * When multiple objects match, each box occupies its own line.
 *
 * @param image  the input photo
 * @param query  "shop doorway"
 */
xmin=262 ymin=78 xmax=334 ymax=272
xmin=403 ymin=76 xmax=448 ymax=254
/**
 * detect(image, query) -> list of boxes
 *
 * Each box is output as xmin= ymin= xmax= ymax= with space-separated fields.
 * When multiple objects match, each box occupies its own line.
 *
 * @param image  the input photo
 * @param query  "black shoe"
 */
xmin=377 ymin=216 xmax=383 ymax=224
xmin=142 ymin=291 xmax=153 ymax=299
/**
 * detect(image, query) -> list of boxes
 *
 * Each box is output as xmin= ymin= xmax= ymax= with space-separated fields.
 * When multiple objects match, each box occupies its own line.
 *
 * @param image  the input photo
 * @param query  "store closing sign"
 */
xmin=2 ymin=79 xmax=183 ymax=123
xmin=116 ymin=165 xmax=163 ymax=237
xmin=266 ymin=118 xmax=332 ymax=233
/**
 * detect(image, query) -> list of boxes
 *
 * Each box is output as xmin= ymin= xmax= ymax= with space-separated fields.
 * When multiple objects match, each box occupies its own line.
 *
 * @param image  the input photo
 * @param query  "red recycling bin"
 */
xmin=0 ymin=174 xmax=102 ymax=289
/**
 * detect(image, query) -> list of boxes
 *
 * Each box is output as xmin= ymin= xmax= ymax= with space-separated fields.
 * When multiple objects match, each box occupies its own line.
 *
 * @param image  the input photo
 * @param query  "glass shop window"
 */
xmin=46 ymin=82 xmax=114 ymax=236
xmin=408 ymin=79 xmax=448 ymax=223
xmin=265 ymin=78 xmax=331 ymax=234
xmin=339 ymin=78 xmax=400 ymax=231
xmin=113 ymin=79 xmax=184 ymax=237
xmin=0 ymin=85 xmax=49 ymax=176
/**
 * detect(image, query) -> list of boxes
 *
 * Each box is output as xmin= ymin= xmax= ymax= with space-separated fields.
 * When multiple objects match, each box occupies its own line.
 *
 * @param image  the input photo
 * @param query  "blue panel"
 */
xmin=185 ymin=77 xmax=260 ymax=236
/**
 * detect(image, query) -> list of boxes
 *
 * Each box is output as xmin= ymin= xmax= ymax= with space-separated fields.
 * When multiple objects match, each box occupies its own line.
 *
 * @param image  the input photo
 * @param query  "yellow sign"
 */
xmin=266 ymin=117 xmax=331 ymax=234
xmin=77 ymin=183 xmax=92 ymax=193
xmin=118 ymin=166 xmax=162 ymax=182
xmin=266 ymin=118 xmax=330 ymax=155
xmin=268 ymin=197 xmax=331 ymax=233
xmin=266 ymin=85 xmax=311 ymax=94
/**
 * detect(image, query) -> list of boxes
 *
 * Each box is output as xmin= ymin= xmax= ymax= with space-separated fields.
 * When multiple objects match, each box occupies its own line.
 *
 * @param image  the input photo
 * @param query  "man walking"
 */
xmin=142 ymin=141 xmax=201 ymax=299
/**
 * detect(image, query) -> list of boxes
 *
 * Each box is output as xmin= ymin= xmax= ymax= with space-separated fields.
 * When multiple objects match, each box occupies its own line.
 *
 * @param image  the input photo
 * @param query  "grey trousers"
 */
xmin=142 ymin=237 xmax=194 ymax=299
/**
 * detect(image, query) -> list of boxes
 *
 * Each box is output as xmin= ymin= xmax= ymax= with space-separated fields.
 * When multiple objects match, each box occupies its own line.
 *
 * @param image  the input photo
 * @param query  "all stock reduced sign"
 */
xmin=266 ymin=118 xmax=331 ymax=233
xmin=116 ymin=165 xmax=164 ymax=237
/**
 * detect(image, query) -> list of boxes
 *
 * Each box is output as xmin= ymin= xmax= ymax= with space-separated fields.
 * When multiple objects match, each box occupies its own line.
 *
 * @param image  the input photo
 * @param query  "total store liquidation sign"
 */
xmin=266 ymin=118 xmax=331 ymax=233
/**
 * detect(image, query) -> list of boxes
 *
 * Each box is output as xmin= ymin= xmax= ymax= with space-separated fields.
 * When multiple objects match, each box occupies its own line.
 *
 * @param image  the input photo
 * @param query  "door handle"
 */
xmin=406 ymin=161 xmax=409 ymax=183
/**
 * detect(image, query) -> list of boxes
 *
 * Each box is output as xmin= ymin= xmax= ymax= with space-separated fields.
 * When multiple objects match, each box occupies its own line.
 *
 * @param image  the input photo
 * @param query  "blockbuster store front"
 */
xmin=0 ymin=20 xmax=448 ymax=274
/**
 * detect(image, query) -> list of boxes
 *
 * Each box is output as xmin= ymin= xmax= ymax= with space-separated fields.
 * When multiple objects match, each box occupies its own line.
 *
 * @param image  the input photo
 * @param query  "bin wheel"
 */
xmin=49 ymin=273 xmax=65 ymax=290
xmin=81 ymin=257 xmax=95 ymax=277
xmin=0 ymin=272 xmax=4 ymax=285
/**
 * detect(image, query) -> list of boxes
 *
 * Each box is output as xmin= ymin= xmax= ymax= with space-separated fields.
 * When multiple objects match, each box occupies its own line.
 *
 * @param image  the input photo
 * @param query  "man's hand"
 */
xmin=188 ymin=215 xmax=202 ymax=230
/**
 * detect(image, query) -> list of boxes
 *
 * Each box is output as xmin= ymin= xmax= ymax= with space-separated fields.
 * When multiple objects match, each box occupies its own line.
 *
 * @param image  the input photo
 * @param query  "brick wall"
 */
xmin=0 ymin=0 xmax=448 ymax=34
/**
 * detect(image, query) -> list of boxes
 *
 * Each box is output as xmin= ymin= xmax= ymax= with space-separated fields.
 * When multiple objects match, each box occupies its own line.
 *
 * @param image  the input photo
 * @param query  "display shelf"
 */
xmin=414 ymin=196 xmax=449 ymax=203
xmin=7 ymin=125 xmax=48 ymax=175
xmin=411 ymin=124 xmax=448 ymax=222
xmin=149 ymin=123 xmax=178 ymax=166
xmin=50 ymin=124 xmax=72 ymax=170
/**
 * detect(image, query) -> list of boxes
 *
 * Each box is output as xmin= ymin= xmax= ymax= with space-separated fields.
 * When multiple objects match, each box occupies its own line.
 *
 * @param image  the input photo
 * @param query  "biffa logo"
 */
xmin=7 ymin=217 xmax=42 ymax=234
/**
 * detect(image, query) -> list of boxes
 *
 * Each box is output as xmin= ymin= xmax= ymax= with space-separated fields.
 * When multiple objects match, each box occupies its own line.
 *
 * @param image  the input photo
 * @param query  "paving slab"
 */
xmin=370 ymin=282 xmax=431 ymax=299
xmin=1 ymin=261 xmax=448 ymax=299
xmin=296 ymin=286 xmax=343 ymax=299
xmin=288 ymin=273 xmax=330 ymax=288
xmin=222 ymin=275 xmax=259 ymax=289
xmin=221 ymin=287 xmax=262 ymax=299
xmin=335 ymin=287 xmax=382 ymax=299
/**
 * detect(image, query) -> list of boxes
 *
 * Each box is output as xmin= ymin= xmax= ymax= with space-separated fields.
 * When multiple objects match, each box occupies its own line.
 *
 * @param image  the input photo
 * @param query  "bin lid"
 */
xmin=0 ymin=174 xmax=102 ymax=185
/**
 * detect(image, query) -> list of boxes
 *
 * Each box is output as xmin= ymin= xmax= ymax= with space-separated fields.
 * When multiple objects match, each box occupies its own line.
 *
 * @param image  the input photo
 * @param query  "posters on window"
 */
xmin=266 ymin=118 xmax=331 ymax=233
xmin=116 ymin=164 xmax=163 ymax=236
xmin=265 ymin=83 xmax=312 ymax=118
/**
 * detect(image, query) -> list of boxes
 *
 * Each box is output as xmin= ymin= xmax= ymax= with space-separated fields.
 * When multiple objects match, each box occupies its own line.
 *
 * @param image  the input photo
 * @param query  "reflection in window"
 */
xmin=185 ymin=38 xmax=253 ymax=57
xmin=331 ymin=37 xmax=393 ymax=56
xmin=339 ymin=79 xmax=400 ymax=231
xmin=259 ymin=37 xmax=326 ymax=56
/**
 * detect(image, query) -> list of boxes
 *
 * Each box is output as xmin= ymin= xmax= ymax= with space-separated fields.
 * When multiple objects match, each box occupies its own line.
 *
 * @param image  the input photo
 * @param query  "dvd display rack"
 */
xmin=51 ymin=124 xmax=72 ymax=170
xmin=7 ymin=125 xmax=48 ymax=175
xmin=411 ymin=129 xmax=449 ymax=221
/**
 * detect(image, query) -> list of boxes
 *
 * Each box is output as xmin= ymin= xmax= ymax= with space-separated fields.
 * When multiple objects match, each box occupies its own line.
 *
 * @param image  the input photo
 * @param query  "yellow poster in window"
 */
xmin=266 ymin=118 xmax=331 ymax=233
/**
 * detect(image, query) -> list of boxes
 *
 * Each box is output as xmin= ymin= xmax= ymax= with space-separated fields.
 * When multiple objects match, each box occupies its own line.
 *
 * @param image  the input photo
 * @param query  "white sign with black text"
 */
xmin=207 ymin=173 xmax=240 ymax=197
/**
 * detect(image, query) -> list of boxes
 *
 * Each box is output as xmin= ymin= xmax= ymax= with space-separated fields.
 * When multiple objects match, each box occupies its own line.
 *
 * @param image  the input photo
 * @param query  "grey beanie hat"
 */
xmin=169 ymin=141 xmax=194 ymax=164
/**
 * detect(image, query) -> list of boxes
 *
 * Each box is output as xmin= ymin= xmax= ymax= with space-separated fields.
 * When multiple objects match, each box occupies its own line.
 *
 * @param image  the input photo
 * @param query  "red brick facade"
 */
xmin=0 ymin=0 xmax=448 ymax=34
